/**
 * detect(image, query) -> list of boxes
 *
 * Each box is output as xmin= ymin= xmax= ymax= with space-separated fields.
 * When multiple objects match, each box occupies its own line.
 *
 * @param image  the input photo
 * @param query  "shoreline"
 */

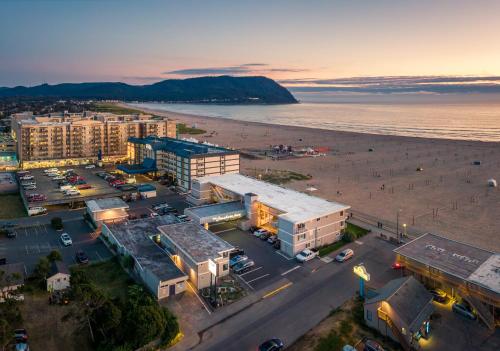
xmin=122 ymin=102 xmax=500 ymax=146
xmin=119 ymin=102 xmax=500 ymax=251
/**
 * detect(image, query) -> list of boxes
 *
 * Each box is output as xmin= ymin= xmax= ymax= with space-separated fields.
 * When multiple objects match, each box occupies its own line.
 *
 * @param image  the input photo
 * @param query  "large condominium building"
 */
xmin=11 ymin=112 xmax=177 ymax=169
xmin=118 ymin=136 xmax=240 ymax=191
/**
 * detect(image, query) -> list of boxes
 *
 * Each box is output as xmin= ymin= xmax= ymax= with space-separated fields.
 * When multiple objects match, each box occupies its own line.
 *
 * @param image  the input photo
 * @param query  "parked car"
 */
xmin=52 ymin=176 xmax=65 ymax=181
xmin=14 ymin=328 xmax=28 ymax=342
xmin=233 ymin=260 xmax=255 ymax=274
xmin=363 ymin=339 xmax=385 ymax=351
xmin=152 ymin=203 xmax=169 ymax=211
xmin=23 ymin=185 xmax=36 ymax=190
xmin=77 ymin=184 xmax=92 ymax=190
xmin=267 ymin=235 xmax=278 ymax=244
xmin=295 ymin=249 xmax=318 ymax=262
xmin=259 ymin=232 xmax=272 ymax=240
xmin=259 ymin=338 xmax=284 ymax=351
xmin=75 ymin=250 xmax=89 ymax=264
xmin=85 ymin=164 xmax=96 ymax=169
xmin=176 ymin=214 xmax=190 ymax=222
xmin=60 ymin=233 xmax=72 ymax=246
xmin=273 ymin=239 xmax=281 ymax=250
xmin=229 ymin=255 xmax=248 ymax=268
xmin=64 ymin=189 xmax=80 ymax=196
xmin=335 ymin=248 xmax=354 ymax=262
xmin=391 ymin=262 xmax=404 ymax=270
xmin=452 ymin=303 xmax=476 ymax=320
xmin=6 ymin=230 xmax=17 ymax=238
xmin=27 ymin=207 xmax=47 ymax=216
xmin=21 ymin=181 xmax=36 ymax=186
xmin=253 ymin=228 xmax=268 ymax=237
xmin=229 ymin=248 xmax=245 ymax=259
xmin=429 ymin=289 xmax=448 ymax=303
xmin=19 ymin=175 xmax=34 ymax=180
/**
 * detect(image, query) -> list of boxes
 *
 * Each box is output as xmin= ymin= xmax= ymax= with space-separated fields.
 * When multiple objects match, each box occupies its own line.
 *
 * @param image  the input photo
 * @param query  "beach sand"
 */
xmin=125 ymin=104 xmax=500 ymax=252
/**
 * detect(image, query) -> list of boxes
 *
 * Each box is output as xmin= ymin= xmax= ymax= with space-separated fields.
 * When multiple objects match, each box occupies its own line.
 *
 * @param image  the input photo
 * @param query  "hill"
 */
xmin=0 ymin=76 xmax=297 ymax=104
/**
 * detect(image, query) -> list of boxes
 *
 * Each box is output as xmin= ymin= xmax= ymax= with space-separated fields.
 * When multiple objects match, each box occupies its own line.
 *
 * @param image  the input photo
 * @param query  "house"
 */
xmin=0 ymin=263 xmax=25 ymax=301
xmin=47 ymin=261 xmax=71 ymax=291
xmin=364 ymin=276 xmax=434 ymax=350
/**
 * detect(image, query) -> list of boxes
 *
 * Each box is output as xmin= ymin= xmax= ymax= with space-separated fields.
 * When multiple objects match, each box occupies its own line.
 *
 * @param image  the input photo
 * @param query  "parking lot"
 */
xmin=218 ymin=228 xmax=327 ymax=290
xmin=0 ymin=219 xmax=113 ymax=273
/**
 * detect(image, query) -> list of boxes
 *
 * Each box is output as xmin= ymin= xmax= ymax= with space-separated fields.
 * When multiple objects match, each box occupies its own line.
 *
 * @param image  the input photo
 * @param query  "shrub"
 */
xmin=343 ymin=231 xmax=357 ymax=243
xmin=47 ymin=250 xmax=63 ymax=262
xmin=51 ymin=217 xmax=63 ymax=230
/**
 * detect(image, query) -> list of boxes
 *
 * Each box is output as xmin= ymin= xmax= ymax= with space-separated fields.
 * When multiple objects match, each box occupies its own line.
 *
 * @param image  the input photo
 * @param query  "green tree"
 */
xmin=47 ymin=250 xmax=63 ymax=262
xmin=32 ymin=257 xmax=50 ymax=287
xmin=51 ymin=217 xmax=63 ymax=230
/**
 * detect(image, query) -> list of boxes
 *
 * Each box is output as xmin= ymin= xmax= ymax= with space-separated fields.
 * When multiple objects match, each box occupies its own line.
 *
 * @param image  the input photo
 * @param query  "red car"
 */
xmin=111 ymin=180 xmax=125 ymax=187
xmin=77 ymin=184 xmax=92 ymax=190
xmin=392 ymin=262 xmax=405 ymax=270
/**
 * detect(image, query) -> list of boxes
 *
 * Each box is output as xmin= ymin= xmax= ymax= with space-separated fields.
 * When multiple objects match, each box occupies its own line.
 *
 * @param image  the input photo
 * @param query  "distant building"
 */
xmin=119 ymin=136 xmax=239 ymax=191
xmin=47 ymin=261 xmax=71 ymax=292
xmin=11 ymin=111 xmax=177 ymax=169
xmin=102 ymin=216 xmax=188 ymax=300
xmin=85 ymin=198 xmax=129 ymax=225
xmin=364 ymin=276 xmax=434 ymax=350
xmin=394 ymin=233 xmax=500 ymax=330
xmin=187 ymin=173 xmax=350 ymax=256
xmin=158 ymin=222 xmax=234 ymax=289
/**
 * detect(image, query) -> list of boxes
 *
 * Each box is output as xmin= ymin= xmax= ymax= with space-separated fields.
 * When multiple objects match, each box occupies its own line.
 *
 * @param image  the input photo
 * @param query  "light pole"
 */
xmin=396 ymin=209 xmax=402 ymax=243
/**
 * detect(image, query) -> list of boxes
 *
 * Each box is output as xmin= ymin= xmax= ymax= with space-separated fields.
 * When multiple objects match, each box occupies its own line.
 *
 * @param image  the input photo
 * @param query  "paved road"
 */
xmin=192 ymin=233 xmax=400 ymax=351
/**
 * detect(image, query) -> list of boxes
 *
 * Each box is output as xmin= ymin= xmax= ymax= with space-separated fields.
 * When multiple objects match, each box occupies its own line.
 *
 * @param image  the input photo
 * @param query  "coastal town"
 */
xmin=0 ymin=102 xmax=498 ymax=351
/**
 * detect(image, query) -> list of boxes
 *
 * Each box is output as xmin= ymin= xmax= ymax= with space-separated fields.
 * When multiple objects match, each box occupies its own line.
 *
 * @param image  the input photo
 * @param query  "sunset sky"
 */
xmin=2 ymin=0 xmax=500 ymax=88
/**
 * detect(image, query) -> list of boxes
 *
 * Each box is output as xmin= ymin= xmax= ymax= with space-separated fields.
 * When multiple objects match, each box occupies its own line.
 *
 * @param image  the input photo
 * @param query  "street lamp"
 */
xmin=396 ymin=209 xmax=402 ymax=244
xmin=402 ymin=223 xmax=407 ymax=238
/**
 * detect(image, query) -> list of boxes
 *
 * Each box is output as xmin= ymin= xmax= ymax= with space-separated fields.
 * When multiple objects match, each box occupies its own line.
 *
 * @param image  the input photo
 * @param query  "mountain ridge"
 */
xmin=0 ymin=76 xmax=297 ymax=104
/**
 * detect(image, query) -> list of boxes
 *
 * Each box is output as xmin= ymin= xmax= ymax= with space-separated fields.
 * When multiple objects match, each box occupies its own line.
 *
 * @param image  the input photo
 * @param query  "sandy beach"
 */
xmin=124 ymin=103 xmax=500 ymax=252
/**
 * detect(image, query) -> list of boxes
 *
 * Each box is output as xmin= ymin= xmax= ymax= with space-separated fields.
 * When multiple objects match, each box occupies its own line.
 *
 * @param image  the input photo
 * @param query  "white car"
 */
xmin=44 ymin=168 xmax=58 ymax=173
xmin=295 ymin=249 xmax=318 ymax=262
xmin=64 ymin=189 xmax=80 ymax=196
xmin=23 ymin=185 xmax=37 ymax=190
xmin=27 ymin=207 xmax=47 ymax=216
xmin=20 ymin=175 xmax=34 ymax=180
xmin=335 ymin=248 xmax=354 ymax=262
xmin=85 ymin=164 xmax=96 ymax=169
xmin=253 ymin=228 xmax=268 ymax=237
xmin=60 ymin=233 xmax=72 ymax=246
xmin=150 ymin=212 xmax=159 ymax=218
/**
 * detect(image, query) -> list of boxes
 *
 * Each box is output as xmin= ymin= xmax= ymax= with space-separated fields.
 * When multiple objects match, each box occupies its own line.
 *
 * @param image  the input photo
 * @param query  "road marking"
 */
xmin=355 ymin=240 xmax=363 ymax=245
xmin=186 ymin=280 xmax=212 ymax=315
xmin=239 ymin=266 xmax=262 ymax=276
xmin=211 ymin=227 xmax=235 ymax=234
xmin=275 ymin=250 xmax=295 ymax=260
xmin=262 ymin=282 xmax=293 ymax=299
xmin=281 ymin=265 xmax=301 ymax=276
xmin=245 ymin=274 xmax=270 ymax=284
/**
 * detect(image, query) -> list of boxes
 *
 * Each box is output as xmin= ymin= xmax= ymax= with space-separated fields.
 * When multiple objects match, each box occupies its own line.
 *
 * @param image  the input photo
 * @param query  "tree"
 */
xmin=51 ymin=217 xmax=63 ymax=230
xmin=47 ymin=250 xmax=63 ymax=262
xmin=32 ymin=257 xmax=50 ymax=288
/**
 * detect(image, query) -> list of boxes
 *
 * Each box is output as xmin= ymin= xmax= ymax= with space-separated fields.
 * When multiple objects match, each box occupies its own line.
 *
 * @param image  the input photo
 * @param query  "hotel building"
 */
xmin=120 ymin=136 xmax=240 ymax=191
xmin=187 ymin=173 xmax=350 ymax=257
xmin=11 ymin=112 xmax=176 ymax=169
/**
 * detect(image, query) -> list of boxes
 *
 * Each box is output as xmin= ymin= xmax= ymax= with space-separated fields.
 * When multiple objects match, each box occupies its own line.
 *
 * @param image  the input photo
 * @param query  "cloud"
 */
xmin=165 ymin=63 xmax=307 ymax=76
xmin=281 ymin=75 xmax=500 ymax=94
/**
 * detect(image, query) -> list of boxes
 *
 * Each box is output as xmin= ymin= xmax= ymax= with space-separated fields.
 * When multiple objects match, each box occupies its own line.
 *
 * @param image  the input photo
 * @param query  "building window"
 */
xmin=366 ymin=310 xmax=372 ymax=321
xmin=297 ymin=223 xmax=305 ymax=229
xmin=222 ymin=252 xmax=228 ymax=258
xmin=340 ymin=211 xmax=344 ymax=217
xmin=223 ymin=264 xmax=228 ymax=271
xmin=316 ymin=217 xmax=320 ymax=221
xmin=340 ymin=221 xmax=344 ymax=227
xmin=305 ymin=242 xmax=311 ymax=248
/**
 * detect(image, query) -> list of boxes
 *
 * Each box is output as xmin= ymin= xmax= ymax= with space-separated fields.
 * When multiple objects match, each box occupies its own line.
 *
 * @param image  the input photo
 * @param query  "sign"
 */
xmin=208 ymin=259 xmax=217 ymax=276
xmin=353 ymin=264 xmax=370 ymax=281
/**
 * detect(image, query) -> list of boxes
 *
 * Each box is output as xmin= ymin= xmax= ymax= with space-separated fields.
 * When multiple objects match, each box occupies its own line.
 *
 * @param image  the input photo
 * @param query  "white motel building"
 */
xmin=187 ymin=173 xmax=350 ymax=257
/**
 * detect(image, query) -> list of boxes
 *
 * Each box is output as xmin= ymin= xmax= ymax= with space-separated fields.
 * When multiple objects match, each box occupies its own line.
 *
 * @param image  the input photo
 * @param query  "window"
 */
xmin=222 ymin=252 xmax=228 ymax=258
xmin=305 ymin=242 xmax=311 ymax=248
xmin=340 ymin=211 xmax=344 ymax=217
xmin=297 ymin=233 xmax=306 ymax=241
xmin=223 ymin=264 xmax=228 ymax=271
xmin=340 ymin=221 xmax=344 ymax=227
xmin=297 ymin=223 xmax=305 ymax=229
xmin=316 ymin=217 xmax=320 ymax=221
xmin=366 ymin=310 xmax=372 ymax=321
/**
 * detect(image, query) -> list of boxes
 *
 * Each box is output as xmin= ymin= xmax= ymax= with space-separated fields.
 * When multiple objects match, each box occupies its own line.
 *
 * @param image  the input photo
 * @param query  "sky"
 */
xmin=2 ymin=0 xmax=500 ymax=89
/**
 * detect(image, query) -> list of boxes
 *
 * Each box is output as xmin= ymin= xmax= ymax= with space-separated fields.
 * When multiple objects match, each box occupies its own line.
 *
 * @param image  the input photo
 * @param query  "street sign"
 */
xmin=353 ymin=264 xmax=370 ymax=281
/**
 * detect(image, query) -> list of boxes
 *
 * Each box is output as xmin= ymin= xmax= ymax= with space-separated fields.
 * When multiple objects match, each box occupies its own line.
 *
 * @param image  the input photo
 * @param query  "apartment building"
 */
xmin=119 ymin=136 xmax=240 ymax=191
xmin=11 ymin=112 xmax=176 ymax=169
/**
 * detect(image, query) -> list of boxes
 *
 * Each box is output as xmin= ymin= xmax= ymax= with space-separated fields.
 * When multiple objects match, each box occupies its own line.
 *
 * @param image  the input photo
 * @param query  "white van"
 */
xmin=60 ymin=185 xmax=73 ymax=192
xmin=28 ymin=207 xmax=47 ymax=216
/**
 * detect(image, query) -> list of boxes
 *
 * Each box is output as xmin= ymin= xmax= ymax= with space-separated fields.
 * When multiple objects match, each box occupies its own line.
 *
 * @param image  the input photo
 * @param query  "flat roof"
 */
xmin=86 ymin=198 xmax=129 ymax=212
xmin=196 ymin=173 xmax=350 ymax=223
xmin=395 ymin=233 xmax=499 ymax=294
xmin=158 ymin=222 xmax=234 ymax=263
xmin=106 ymin=216 xmax=187 ymax=282
xmin=128 ymin=136 xmax=238 ymax=158
xmin=186 ymin=201 xmax=245 ymax=219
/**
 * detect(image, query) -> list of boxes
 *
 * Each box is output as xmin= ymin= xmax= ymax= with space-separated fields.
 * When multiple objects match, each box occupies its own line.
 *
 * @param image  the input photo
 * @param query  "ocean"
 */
xmin=130 ymin=93 xmax=500 ymax=142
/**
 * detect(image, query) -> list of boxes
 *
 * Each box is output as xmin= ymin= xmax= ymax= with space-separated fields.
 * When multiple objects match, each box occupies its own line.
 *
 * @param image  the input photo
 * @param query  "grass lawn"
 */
xmin=71 ymin=257 xmax=134 ymax=302
xmin=0 ymin=194 xmax=26 ymax=219
xmin=177 ymin=122 xmax=207 ymax=135
xmin=317 ymin=222 xmax=370 ymax=257
xmin=246 ymin=168 xmax=312 ymax=185
xmin=91 ymin=102 xmax=144 ymax=115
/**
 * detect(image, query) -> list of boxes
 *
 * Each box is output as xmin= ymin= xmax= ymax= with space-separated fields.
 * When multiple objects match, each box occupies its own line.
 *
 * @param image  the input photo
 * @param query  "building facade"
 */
xmin=188 ymin=173 xmax=350 ymax=256
xmin=11 ymin=112 xmax=176 ymax=169
xmin=122 ymin=136 xmax=240 ymax=191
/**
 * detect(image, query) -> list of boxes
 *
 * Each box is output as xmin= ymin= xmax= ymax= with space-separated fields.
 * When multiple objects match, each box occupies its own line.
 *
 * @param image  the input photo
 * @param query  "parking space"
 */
xmin=0 ymin=219 xmax=113 ymax=273
xmin=218 ymin=228 xmax=324 ymax=290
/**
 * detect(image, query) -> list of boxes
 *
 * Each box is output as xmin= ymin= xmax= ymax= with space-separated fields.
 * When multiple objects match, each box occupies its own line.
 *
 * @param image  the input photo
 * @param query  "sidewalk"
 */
xmin=347 ymin=217 xmax=413 ymax=244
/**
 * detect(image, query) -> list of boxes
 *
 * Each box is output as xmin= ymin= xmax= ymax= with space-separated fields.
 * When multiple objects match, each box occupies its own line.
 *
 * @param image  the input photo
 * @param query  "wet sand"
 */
xmin=124 ymin=103 xmax=500 ymax=251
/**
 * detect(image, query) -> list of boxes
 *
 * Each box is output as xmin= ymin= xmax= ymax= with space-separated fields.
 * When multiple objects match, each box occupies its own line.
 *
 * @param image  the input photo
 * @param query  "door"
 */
xmin=169 ymin=284 xmax=176 ymax=296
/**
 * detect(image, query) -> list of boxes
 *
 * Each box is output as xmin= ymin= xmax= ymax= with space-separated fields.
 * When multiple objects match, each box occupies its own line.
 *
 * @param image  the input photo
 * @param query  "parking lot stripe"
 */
xmin=245 ymin=274 xmax=270 ymax=284
xmin=239 ymin=266 xmax=262 ymax=276
xmin=275 ymin=250 xmax=295 ymax=260
xmin=281 ymin=265 xmax=301 ymax=276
